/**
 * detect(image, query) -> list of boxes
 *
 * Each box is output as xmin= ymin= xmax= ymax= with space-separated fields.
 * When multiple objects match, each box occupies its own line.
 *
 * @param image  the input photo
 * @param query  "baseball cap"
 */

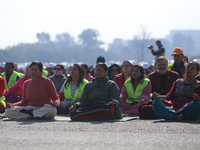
xmin=0 ymin=62 xmax=5 ymax=68
xmin=48 ymin=62 xmax=55 ymax=68
xmin=171 ymin=47 xmax=184 ymax=56
xmin=142 ymin=62 xmax=150 ymax=69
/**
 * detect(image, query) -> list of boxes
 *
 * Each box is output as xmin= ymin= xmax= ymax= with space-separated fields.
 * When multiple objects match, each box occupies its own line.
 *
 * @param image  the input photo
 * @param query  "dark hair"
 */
xmin=156 ymin=40 xmax=161 ymax=44
xmin=108 ymin=63 xmax=121 ymax=77
xmin=121 ymin=60 xmax=132 ymax=69
xmin=131 ymin=65 xmax=145 ymax=84
xmin=64 ymin=64 xmax=84 ymax=89
xmin=30 ymin=61 xmax=43 ymax=72
xmin=96 ymin=55 xmax=105 ymax=63
xmin=6 ymin=62 xmax=14 ymax=68
xmin=121 ymin=60 xmax=133 ymax=69
xmin=55 ymin=64 xmax=64 ymax=70
xmin=187 ymin=61 xmax=199 ymax=72
xmin=156 ymin=56 xmax=168 ymax=64
xmin=184 ymin=56 xmax=189 ymax=63
xmin=81 ymin=63 xmax=90 ymax=74
xmin=96 ymin=62 xmax=108 ymax=72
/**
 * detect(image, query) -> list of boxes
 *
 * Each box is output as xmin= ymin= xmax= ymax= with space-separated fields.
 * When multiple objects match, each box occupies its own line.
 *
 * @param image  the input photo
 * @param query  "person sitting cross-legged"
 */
xmin=138 ymin=56 xmax=179 ymax=119
xmin=4 ymin=61 xmax=60 ymax=120
xmin=69 ymin=63 xmax=122 ymax=121
xmin=57 ymin=64 xmax=88 ymax=114
xmin=120 ymin=65 xmax=151 ymax=115
xmin=4 ymin=64 xmax=32 ymax=104
xmin=153 ymin=61 xmax=200 ymax=121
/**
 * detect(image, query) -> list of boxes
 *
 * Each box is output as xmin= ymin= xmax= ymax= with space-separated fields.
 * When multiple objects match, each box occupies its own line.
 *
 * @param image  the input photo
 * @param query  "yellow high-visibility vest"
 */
xmin=64 ymin=79 xmax=88 ymax=103
xmin=125 ymin=78 xmax=150 ymax=104
xmin=2 ymin=71 xmax=18 ymax=90
xmin=0 ymin=96 xmax=6 ymax=108
xmin=43 ymin=70 xmax=48 ymax=77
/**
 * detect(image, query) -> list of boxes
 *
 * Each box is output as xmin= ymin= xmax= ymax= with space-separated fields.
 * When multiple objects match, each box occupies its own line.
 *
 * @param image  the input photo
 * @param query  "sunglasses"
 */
xmin=111 ymin=69 xmax=119 ymax=72
xmin=54 ymin=68 xmax=62 ymax=71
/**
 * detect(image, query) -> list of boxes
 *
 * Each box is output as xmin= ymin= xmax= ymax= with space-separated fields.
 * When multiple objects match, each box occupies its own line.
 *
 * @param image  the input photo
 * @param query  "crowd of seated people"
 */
xmin=1 ymin=47 xmax=200 ymax=122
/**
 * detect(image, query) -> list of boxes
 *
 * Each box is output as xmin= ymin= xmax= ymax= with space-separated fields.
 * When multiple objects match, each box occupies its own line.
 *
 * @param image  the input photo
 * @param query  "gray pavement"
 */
xmin=0 ymin=119 xmax=200 ymax=150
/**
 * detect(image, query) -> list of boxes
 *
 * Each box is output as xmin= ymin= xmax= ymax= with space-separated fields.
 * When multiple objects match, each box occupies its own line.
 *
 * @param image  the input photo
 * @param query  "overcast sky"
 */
xmin=0 ymin=0 xmax=200 ymax=49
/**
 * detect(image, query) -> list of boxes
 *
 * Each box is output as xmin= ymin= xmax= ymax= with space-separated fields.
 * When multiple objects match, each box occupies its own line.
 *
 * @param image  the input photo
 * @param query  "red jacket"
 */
xmin=113 ymin=73 xmax=127 ymax=92
xmin=148 ymin=70 xmax=179 ymax=95
xmin=0 ymin=77 xmax=6 ymax=96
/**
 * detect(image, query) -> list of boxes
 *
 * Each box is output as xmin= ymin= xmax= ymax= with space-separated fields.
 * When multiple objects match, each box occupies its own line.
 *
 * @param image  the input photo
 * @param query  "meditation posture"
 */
xmin=69 ymin=63 xmax=121 ymax=121
xmin=57 ymin=64 xmax=88 ymax=114
xmin=113 ymin=60 xmax=132 ymax=92
xmin=4 ymin=64 xmax=31 ymax=103
xmin=138 ymin=56 xmax=179 ymax=119
xmin=153 ymin=61 xmax=200 ymax=121
xmin=120 ymin=65 xmax=151 ymax=115
xmin=4 ymin=61 xmax=60 ymax=120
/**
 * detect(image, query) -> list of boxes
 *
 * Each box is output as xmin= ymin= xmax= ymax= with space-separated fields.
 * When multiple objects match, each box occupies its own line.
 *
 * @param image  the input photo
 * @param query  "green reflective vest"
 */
xmin=64 ymin=79 xmax=88 ymax=103
xmin=2 ymin=71 xmax=18 ymax=90
xmin=17 ymin=72 xmax=24 ymax=77
xmin=0 ymin=96 xmax=6 ymax=108
xmin=167 ymin=63 xmax=173 ymax=70
xmin=43 ymin=70 xmax=48 ymax=77
xmin=124 ymin=78 xmax=150 ymax=104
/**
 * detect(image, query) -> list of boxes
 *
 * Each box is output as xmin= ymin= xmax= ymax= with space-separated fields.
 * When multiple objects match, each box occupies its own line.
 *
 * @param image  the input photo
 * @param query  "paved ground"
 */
xmin=0 ymin=118 xmax=200 ymax=150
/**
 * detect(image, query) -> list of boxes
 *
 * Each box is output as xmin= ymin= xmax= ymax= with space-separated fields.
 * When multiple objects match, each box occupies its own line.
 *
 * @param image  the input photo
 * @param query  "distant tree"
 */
xmin=36 ymin=32 xmax=51 ymax=43
xmin=108 ymin=38 xmax=123 ymax=53
xmin=55 ymin=32 xmax=75 ymax=48
xmin=78 ymin=29 xmax=104 ymax=51
xmin=125 ymin=26 xmax=152 ymax=62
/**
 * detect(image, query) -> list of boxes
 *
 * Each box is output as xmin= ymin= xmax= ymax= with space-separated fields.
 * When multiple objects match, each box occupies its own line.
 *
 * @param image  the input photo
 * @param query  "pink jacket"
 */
xmin=4 ymin=76 xmax=31 ymax=98
xmin=120 ymin=79 xmax=151 ymax=114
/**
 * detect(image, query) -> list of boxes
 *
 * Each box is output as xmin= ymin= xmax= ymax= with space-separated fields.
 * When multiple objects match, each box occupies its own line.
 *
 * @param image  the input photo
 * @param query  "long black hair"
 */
xmin=131 ymin=65 xmax=145 ymax=84
xmin=81 ymin=63 xmax=90 ymax=74
xmin=64 ymin=64 xmax=84 ymax=88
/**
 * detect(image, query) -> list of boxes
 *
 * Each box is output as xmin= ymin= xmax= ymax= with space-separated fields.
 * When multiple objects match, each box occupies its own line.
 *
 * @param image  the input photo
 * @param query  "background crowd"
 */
xmin=1 ymin=44 xmax=200 ymax=121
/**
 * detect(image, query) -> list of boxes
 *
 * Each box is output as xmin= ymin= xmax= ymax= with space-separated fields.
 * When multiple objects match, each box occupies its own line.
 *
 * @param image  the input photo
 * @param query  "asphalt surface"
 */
xmin=0 ymin=119 xmax=200 ymax=150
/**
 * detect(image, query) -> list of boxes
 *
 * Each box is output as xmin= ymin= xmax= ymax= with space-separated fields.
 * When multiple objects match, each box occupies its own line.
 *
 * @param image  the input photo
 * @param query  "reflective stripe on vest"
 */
xmin=64 ymin=79 xmax=88 ymax=103
xmin=0 ymin=96 xmax=6 ymax=108
xmin=124 ymin=78 xmax=150 ymax=104
xmin=2 ymin=71 xmax=18 ymax=90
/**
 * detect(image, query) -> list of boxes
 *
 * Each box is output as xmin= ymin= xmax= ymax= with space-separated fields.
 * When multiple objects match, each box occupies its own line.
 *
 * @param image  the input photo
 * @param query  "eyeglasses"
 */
xmin=54 ymin=68 xmax=62 ymax=71
xmin=111 ymin=69 xmax=119 ymax=72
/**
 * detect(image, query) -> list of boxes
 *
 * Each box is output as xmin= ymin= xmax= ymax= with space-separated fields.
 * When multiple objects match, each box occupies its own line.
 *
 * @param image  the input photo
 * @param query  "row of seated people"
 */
xmin=1 ymin=48 xmax=200 ymax=121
